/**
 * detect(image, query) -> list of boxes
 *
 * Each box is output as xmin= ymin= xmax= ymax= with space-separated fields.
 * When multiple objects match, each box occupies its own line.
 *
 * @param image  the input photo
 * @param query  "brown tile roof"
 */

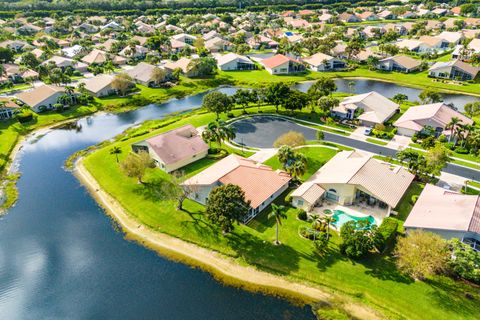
xmin=146 ymin=124 xmax=208 ymax=165
xmin=261 ymin=54 xmax=299 ymax=69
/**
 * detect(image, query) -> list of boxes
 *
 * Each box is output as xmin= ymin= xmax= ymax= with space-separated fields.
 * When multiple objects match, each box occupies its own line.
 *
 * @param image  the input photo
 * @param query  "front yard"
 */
xmin=82 ymin=109 xmax=480 ymax=320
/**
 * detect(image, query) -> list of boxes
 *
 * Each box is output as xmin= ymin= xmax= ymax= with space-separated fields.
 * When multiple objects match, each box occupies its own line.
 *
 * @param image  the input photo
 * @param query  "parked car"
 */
xmin=364 ymin=128 xmax=372 ymax=136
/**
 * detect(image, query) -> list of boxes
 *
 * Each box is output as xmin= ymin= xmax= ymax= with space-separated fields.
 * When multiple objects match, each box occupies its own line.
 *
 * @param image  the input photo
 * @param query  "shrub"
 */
xmin=297 ymin=209 xmax=307 ymax=221
xmin=284 ymin=195 xmax=292 ymax=204
xmin=16 ymin=110 xmax=34 ymax=123
xmin=411 ymin=195 xmax=419 ymax=204
xmin=377 ymin=217 xmax=399 ymax=251
xmin=411 ymin=135 xmax=418 ymax=143
xmin=454 ymin=147 xmax=469 ymax=154
xmin=438 ymin=134 xmax=447 ymax=143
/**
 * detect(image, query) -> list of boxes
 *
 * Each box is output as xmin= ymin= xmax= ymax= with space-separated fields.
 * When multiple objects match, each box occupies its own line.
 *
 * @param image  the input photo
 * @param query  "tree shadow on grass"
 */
xmin=132 ymin=178 xmax=172 ymax=202
xmin=361 ymin=254 xmax=414 ymax=284
xmin=424 ymin=277 xmax=480 ymax=317
xmin=225 ymin=231 xmax=302 ymax=275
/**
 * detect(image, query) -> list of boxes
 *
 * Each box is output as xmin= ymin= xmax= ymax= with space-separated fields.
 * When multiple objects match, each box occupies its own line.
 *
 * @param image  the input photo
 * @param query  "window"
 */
xmin=297 ymin=200 xmax=304 ymax=206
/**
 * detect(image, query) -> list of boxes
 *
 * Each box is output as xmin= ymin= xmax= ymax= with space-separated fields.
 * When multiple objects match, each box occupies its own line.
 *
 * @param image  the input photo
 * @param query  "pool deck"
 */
xmin=312 ymin=203 xmax=388 ymax=226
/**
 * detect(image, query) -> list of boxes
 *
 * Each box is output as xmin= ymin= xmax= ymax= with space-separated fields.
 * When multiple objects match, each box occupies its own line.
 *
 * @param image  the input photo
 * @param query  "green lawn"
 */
xmin=393 ymin=182 xmax=425 ymax=222
xmin=263 ymin=146 xmax=338 ymax=181
xmin=366 ymin=138 xmax=388 ymax=146
xmin=83 ymin=110 xmax=480 ymax=320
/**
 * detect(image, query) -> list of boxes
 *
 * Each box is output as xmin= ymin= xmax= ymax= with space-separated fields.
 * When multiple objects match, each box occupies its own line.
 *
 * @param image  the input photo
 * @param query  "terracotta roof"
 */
xmin=261 ymin=54 xmax=298 ymax=69
xmin=145 ymin=124 xmax=208 ymax=165
xmin=184 ymin=154 xmax=291 ymax=209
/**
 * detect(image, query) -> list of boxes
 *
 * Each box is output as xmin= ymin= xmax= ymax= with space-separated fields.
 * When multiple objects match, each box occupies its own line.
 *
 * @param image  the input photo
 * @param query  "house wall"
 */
xmin=396 ymin=127 xmax=417 ymax=137
xmin=319 ymin=183 xmax=356 ymax=205
xmin=219 ymin=59 xmax=240 ymax=71
xmin=89 ymin=85 xmax=116 ymax=97
xmin=148 ymin=147 xmax=208 ymax=173
xmin=243 ymin=182 xmax=290 ymax=223
xmin=264 ymin=61 xmax=290 ymax=74
xmin=405 ymin=227 xmax=470 ymax=241
xmin=30 ymin=92 xmax=65 ymax=112
xmin=292 ymin=196 xmax=315 ymax=211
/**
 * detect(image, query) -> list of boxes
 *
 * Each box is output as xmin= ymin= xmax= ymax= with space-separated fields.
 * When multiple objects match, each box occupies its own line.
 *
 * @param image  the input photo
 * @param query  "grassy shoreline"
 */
xmin=79 ymin=108 xmax=480 ymax=320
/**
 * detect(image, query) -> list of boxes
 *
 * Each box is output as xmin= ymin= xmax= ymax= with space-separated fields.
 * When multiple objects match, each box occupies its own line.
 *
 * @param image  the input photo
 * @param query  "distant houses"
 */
xmin=332 ymin=91 xmax=399 ymax=127
xmin=292 ymin=151 xmax=414 ymax=217
xmin=183 ymin=154 xmax=291 ymax=223
xmin=132 ymin=124 xmax=209 ymax=173
xmin=303 ymin=52 xmax=345 ymax=72
xmin=394 ymin=102 xmax=474 ymax=137
xmin=215 ymin=53 xmax=255 ymax=71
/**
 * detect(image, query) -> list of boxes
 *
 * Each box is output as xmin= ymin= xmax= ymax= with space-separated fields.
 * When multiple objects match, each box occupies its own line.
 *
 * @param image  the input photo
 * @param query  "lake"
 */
xmin=0 ymin=87 xmax=315 ymax=319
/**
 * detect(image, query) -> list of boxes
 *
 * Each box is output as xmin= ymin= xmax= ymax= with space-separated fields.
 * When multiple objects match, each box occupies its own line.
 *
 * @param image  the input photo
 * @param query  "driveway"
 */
xmin=230 ymin=115 xmax=480 ymax=181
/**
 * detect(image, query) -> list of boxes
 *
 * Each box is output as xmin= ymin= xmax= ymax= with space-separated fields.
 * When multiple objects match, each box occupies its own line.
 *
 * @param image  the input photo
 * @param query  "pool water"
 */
xmin=331 ymin=210 xmax=376 ymax=230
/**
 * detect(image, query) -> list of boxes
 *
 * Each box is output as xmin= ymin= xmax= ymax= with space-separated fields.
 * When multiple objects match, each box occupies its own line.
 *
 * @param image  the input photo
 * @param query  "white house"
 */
xmin=132 ymin=124 xmax=209 ymax=173
xmin=404 ymin=184 xmax=480 ymax=250
xmin=394 ymin=102 xmax=474 ymax=137
xmin=260 ymin=54 xmax=304 ymax=75
xmin=428 ymin=60 xmax=480 ymax=81
xmin=80 ymin=74 xmax=116 ymax=97
xmin=332 ymin=91 xmax=399 ymax=127
xmin=303 ymin=52 xmax=345 ymax=71
xmin=183 ymin=154 xmax=291 ymax=223
xmin=377 ymin=55 xmax=422 ymax=73
xmin=215 ymin=53 xmax=255 ymax=71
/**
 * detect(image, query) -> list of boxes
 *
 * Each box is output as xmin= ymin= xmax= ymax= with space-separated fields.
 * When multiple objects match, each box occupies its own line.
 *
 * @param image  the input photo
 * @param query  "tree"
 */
xmin=20 ymin=52 xmax=40 ymax=69
xmin=273 ymin=131 xmax=306 ymax=148
xmin=0 ymin=47 xmax=14 ymax=63
xmin=425 ymin=142 xmax=450 ymax=176
xmin=268 ymin=204 xmax=287 ymax=245
xmin=345 ymin=37 xmax=364 ymax=59
xmin=264 ymin=82 xmax=291 ymax=112
xmin=112 ymin=73 xmax=134 ymax=96
xmin=446 ymin=117 xmax=461 ymax=144
xmin=317 ymin=96 xmax=339 ymax=114
xmin=287 ymin=153 xmax=307 ymax=181
xmin=277 ymin=145 xmax=296 ymax=169
xmin=202 ymin=91 xmax=232 ymax=119
xmin=306 ymin=77 xmax=337 ymax=101
xmin=120 ymin=151 xmax=154 ymax=184
xmin=340 ymin=220 xmax=382 ymax=259
xmin=366 ymin=56 xmax=380 ymax=70
xmin=392 ymin=93 xmax=408 ymax=104
xmin=419 ymin=89 xmax=443 ymax=104
xmin=464 ymin=102 xmax=480 ymax=118
xmin=170 ymin=171 xmax=199 ymax=211
xmin=202 ymin=120 xmax=236 ymax=148
xmin=188 ymin=57 xmax=217 ymax=77
xmin=322 ymin=215 xmax=335 ymax=240
xmin=394 ymin=230 xmax=449 ymax=280
xmin=447 ymin=238 xmax=480 ymax=284
xmin=151 ymin=67 xmax=167 ymax=86
xmin=282 ymin=89 xmax=309 ymax=113
xmin=110 ymin=146 xmax=122 ymax=163
xmin=205 ymin=184 xmax=250 ymax=233
xmin=232 ymin=89 xmax=253 ymax=113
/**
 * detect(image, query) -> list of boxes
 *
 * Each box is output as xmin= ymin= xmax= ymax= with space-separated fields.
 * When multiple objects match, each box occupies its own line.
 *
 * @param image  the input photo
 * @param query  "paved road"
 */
xmin=231 ymin=116 xmax=480 ymax=181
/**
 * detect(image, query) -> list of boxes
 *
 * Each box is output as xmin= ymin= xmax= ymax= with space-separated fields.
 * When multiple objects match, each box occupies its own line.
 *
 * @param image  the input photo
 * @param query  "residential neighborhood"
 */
xmin=1 ymin=1 xmax=480 ymax=319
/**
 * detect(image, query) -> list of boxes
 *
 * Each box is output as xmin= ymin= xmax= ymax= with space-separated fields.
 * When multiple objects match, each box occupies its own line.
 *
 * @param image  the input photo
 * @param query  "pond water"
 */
xmin=0 ymin=87 xmax=315 ymax=319
xmin=295 ymin=79 xmax=480 ymax=111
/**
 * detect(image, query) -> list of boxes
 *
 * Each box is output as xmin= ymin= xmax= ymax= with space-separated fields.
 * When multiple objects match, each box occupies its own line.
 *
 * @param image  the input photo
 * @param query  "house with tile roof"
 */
xmin=215 ymin=53 xmax=255 ymax=71
xmin=0 ymin=97 xmax=20 ymax=120
xmin=332 ymin=91 xmax=399 ymax=127
xmin=79 ymin=74 xmax=116 ymax=97
xmin=132 ymin=124 xmax=208 ymax=173
xmin=428 ymin=59 xmax=480 ymax=81
xmin=291 ymin=151 xmax=414 ymax=217
xmin=404 ymin=184 xmax=480 ymax=250
xmin=260 ymin=54 xmax=304 ymax=75
xmin=16 ymin=85 xmax=65 ymax=112
xmin=303 ymin=52 xmax=345 ymax=71
xmin=377 ymin=55 xmax=422 ymax=73
xmin=183 ymin=154 xmax=291 ymax=223
xmin=393 ymin=102 xmax=473 ymax=137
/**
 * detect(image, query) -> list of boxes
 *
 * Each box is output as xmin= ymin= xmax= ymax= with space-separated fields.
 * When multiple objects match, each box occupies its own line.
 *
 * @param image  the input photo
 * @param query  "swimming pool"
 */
xmin=331 ymin=210 xmax=376 ymax=230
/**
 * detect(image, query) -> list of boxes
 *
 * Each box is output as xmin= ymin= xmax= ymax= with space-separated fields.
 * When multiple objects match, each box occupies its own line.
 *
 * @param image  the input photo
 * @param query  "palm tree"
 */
xmin=446 ymin=117 xmax=461 ymax=144
xmin=322 ymin=215 xmax=335 ymax=240
xmin=268 ymin=204 xmax=287 ymax=245
xmin=288 ymin=153 xmax=307 ymax=181
xmin=216 ymin=120 xmax=236 ymax=145
xmin=277 ymin=145 xmax=295 ymax=170
xmin=110 ymin=146 xmax=122 ymax=163
xmin=201 ymin=122 xmax=219 ymax=148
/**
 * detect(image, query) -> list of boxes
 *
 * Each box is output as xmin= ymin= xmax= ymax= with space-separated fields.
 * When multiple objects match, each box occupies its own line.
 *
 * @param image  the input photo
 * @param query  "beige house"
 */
xmin=16 ymin=85 xmax=65 ymax=112
xmin=132 ymin=124 xmax=208 ymax=173
xmin=332 ymin=91 xmax=399 ymax=126
xmin=394 ymin=102 xmax=474 ymax=137
xmin=292 ymin=151 xmax=414 ymax=218
xmin=80 ymin=74 xmax=116 ymax=97
xmin=126 ymin=62 xmax=169 ymax=86
xmin=377 ymin=55 xmax=422 ymax=73
xmin=404 ymin=184 xmax=480 ymax=250
xmin=303 ymin=52 xmax=345 ymax=71
xmin=183 ymin=154 xmax=291 ymax=223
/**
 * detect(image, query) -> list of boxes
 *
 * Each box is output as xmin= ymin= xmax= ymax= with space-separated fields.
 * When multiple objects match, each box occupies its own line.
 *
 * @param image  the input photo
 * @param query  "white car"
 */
xmin=364 ymin=128 xmax=372 ymax=136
